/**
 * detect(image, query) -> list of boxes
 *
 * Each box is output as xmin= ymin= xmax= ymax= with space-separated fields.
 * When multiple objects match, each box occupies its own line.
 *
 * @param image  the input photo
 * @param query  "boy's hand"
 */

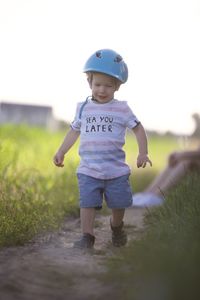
xmin=53 ymin=151 xmax=65 ymax=167
xmin=137 ymin=154 xmax=152 ymax=168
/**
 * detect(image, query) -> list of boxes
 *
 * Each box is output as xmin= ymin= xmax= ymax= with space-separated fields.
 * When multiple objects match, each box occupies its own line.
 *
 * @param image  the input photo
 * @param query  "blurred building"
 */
xmin=0 ymin=101 xmax=57 ymax=129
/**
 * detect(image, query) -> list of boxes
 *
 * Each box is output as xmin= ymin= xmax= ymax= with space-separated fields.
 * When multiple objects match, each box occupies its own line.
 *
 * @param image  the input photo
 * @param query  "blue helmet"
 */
xmin=83 ymin=49 xmax=128 ymax=83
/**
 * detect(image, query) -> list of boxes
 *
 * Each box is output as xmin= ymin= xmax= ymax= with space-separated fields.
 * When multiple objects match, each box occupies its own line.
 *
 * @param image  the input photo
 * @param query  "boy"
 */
xmin=53 ymin=49 xmax=152 ymax=249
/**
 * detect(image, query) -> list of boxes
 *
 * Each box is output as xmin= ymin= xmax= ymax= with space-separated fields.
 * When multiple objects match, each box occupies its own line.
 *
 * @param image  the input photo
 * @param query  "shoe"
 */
xmin=132 ymin=192 xmax=164 ymax=207
xmin=73 ymin=233 xmax=95 ymax=249
xmin=110 ymin=220 xmax=127 ymax=247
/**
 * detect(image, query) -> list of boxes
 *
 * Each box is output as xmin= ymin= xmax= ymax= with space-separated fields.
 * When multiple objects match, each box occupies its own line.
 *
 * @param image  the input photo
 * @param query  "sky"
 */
xmin=0 ymin=0 xmax=200 ymax=135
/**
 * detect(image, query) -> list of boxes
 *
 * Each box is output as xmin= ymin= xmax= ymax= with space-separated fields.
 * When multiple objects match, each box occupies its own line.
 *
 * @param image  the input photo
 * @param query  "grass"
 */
xmin=0 ymin=124 xmax=194 ymax=248
xmin=103 ymin=173 xmax=200 ymax=300
xmin=0 ymin=124 xmax=80 ymax=246
xmin=1 ymin=124 xmax=199 ymax=299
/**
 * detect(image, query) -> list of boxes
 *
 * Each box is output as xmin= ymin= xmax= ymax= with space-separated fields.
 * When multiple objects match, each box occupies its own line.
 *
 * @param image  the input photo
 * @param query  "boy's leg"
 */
xmin=80 ymin=207 xmax=96 ymax=236
xmin=74 ymin=207 xmax=96 ymax=249
xmin=111 ymin=208 xmax=125 ymax=227
xmin=110 ymin=208 xmax=127 ymax=247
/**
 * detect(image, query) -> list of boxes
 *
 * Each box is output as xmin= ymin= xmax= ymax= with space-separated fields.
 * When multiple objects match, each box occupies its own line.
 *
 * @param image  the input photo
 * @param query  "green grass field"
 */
xmin=0 ymin=124 xmax=80 ymax=246
xmin=0 ymin=124 xmax=197 ymax=248
xmin=1 ymin=124 xmax=199 ymax=298
xmin=104 ymin=173 xmax=200 ymax=300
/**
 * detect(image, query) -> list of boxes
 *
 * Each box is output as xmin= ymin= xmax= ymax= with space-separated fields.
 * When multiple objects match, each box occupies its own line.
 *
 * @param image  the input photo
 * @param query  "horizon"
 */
xmin=0 ymin=99 xmax=198 ymax=136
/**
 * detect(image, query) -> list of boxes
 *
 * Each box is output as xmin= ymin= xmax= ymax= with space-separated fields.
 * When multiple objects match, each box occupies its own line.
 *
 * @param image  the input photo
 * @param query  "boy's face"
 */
xmin=90 ymin=73 xmax=120 ymax=103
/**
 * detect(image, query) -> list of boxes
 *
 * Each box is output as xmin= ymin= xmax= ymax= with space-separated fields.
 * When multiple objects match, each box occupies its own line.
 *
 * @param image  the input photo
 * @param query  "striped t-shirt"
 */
xmin=71 ymin=98 xmax=140 ymax=179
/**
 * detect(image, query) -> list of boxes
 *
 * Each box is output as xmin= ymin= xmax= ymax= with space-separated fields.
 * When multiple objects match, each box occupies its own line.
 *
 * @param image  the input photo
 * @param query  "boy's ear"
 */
xmin=115 ymin=82 xmax=121 ymax=91
xmin=87 ymin=77 xmax=92 ymax=89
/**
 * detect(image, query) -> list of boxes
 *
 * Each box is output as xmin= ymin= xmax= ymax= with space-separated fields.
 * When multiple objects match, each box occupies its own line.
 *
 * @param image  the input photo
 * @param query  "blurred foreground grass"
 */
xmin=104 ymin=173 xmax=200 ymax=300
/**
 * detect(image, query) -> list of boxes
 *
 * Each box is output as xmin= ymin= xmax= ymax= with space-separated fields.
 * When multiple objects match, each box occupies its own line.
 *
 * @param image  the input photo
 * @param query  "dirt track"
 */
xmin=0 ymin=208 xmax=146 ymax=300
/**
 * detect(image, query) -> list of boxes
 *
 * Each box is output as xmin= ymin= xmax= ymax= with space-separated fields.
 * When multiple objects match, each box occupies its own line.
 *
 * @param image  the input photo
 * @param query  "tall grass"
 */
xmin=0 ymin=124 xmax=79 ymax=246
xmin=104 ymin=173 xmax=200 ymax=300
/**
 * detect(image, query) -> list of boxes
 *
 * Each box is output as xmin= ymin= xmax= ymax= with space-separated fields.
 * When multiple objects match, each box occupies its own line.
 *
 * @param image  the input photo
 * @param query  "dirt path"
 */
xmin=0 ymin=207 xmax=146 ymax=300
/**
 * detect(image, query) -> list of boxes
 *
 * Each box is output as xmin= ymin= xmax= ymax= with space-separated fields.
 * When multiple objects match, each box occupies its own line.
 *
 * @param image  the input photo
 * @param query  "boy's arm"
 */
xmin=132 ymin=123 xmax=152 ymax=168
xmin=53 ymin=128 xmax=80 ymax=167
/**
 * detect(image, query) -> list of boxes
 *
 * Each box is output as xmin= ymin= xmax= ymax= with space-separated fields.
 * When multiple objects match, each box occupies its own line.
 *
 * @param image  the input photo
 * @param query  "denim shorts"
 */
xmin=77 ymin=173 xmax=133 ymax=209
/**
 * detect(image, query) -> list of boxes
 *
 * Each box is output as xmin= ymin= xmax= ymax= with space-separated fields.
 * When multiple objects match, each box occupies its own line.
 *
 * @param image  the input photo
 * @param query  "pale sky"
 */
xmin=0 ymin=0 xmax=200 ymax=134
